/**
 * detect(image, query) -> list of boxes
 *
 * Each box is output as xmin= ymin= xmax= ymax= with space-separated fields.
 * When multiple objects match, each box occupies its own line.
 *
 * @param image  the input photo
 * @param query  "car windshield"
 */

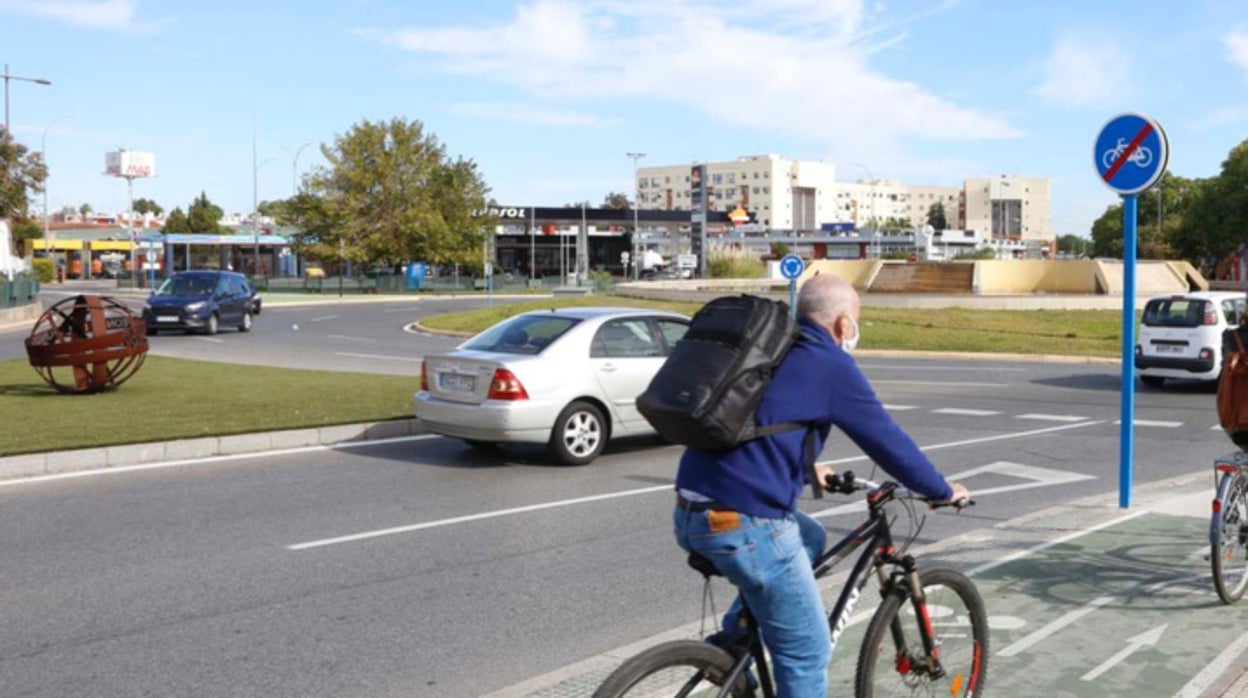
xmin=1142 ymin=298 xmax=1207 ymax=328
xmin=464 ymin=315 xmax=580 ymax=355
xmin=155 ymin=276 xmax=217 ymax=297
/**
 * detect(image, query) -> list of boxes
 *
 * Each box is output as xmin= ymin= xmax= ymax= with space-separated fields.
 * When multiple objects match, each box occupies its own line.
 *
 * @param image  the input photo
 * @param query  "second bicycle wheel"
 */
xmin=855 ymin=567 xmax=988 ymax=698
xmin=592 ymin=639 xmax=754 ymax=698
xmin=1212 ymin=471 xmax=1248 ymax=604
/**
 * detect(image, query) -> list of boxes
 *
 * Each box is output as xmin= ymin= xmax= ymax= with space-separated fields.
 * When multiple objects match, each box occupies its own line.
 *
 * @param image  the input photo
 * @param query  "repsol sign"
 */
xmin=476 ymin=206 xmax=528 ymax=219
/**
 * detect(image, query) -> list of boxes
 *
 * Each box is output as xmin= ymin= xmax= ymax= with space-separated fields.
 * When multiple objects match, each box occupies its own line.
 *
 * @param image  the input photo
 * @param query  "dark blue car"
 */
xmin=143 ymin=270 xmax=257 ymax=335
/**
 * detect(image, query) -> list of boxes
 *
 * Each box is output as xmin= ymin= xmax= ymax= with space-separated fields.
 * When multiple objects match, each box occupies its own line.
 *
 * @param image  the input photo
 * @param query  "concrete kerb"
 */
xmin=0 ymin=418 xmax=425 ymax=482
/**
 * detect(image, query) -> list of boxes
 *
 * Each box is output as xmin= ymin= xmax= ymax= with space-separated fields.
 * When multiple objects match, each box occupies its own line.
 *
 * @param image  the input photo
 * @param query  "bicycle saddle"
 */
xmin=686 ymin=552 xmax=722 ymax=578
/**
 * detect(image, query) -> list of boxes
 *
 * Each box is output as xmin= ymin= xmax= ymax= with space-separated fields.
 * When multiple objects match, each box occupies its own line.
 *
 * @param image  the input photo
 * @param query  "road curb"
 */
xmin=0 ymin=418 xmax=425 ymax=482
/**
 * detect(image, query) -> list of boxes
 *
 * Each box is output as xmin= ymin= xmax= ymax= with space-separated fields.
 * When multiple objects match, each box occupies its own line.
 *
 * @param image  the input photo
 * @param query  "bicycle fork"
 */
xmin=884 ymin=555 xmax=948 ymax=682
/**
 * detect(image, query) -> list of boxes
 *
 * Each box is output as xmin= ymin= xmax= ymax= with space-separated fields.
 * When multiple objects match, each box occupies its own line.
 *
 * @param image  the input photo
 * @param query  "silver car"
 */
xmin=414 ymin=307 xmax=691 ymax=464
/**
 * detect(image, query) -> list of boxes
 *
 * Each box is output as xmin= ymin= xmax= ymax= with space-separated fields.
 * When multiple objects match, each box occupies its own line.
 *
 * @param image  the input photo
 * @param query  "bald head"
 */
xmin=797 ymin=274 xmax=859 ymax=325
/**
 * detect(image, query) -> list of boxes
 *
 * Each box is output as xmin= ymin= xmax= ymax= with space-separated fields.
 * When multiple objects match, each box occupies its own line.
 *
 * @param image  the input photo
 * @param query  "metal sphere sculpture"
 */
xmin=25 ymin=294 xmax=149 ymax=394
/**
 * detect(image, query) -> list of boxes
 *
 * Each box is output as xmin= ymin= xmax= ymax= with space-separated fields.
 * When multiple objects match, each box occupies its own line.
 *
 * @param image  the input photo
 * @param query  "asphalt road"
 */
xmin=0 ymin=316 xmax=1233 ymax=697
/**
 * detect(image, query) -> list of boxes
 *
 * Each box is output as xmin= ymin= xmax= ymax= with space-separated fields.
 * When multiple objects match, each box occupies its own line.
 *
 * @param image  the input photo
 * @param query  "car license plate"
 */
xmin=440 ymin=373 xmax=475 ymax=391
xmin=1156 ymin=344 xmax=1183 ymax=354
xmin=157 ymin=315 xmax=179 ymax=323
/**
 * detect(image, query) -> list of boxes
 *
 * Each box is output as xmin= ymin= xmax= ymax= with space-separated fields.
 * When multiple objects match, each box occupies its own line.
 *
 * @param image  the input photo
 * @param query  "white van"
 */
xmin=1136 ymin=291 xmax=1247 ymax=387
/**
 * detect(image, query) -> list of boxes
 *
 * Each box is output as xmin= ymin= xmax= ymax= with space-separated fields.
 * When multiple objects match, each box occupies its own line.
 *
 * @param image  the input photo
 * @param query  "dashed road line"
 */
xmin=882 ymin=404 xmax=918 ymax=411
xmin=309 ymin=315 xmax=339 ymax=322
xmin=932 ymin=408 xmax=1002 ymax=417
xmin=335 ymin=352 xmax=423 ymax=363
xmin=1017 ymin=413 xmax=1089 ymax=422
xmin=328 ymin=334 xmax=376 ymax=343
xmin=1114 ymin=419 xmax=1183 ymax=428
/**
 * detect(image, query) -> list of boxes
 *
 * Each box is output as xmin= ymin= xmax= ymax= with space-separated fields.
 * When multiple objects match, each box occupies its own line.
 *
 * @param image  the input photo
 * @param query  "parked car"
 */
xmin=414 ymin=307 xmax=691 ymax=464
xmin=143 ymin=270 xmax=258 ymax=335
xmin=1135 ymin=291 xmax=1246 ymax=387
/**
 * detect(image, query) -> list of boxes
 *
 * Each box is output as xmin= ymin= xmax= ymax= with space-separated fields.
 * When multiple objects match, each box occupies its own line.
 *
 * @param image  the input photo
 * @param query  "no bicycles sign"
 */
xmin=1094 ymin=113 xmax=1168 ymax=195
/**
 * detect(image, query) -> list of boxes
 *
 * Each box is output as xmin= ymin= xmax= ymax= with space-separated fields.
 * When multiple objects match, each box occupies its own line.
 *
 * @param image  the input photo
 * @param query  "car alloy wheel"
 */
xmin=550 ymin=400 xmax=606 ymax=465
xmin=239 ymin=312 xmax=252 ymax=333
xmin=205 ymin=313 xmax=219 ymax=336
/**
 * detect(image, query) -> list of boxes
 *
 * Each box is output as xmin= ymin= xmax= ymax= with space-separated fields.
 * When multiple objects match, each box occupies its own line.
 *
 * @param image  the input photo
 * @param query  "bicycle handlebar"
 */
xmin=823 ymin=470 xmax=974 ymax=510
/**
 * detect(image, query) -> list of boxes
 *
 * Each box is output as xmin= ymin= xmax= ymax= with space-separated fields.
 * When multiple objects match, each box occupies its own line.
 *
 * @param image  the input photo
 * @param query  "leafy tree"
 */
xmin=133 ymin=197 xmax=164 ymax=216
xmin=925 ymin=202 xmax=948 ymax=230
xmin=10 ymin=219 xmax=42 ymax=250
xmin=162 ymin=207 xmax=190 ymax=233
xmin=286 ymin=118 xmax=491 ymax=268
xmin=602 ymin=191 xmax=631 ymax=209
xmin=565 ymin=200 xmax=592 ymax=209
xmin=257 ymin=199 xmax=292 ymax=223
xmin=78 ymin=203 xmax=92 ymax=217
xmin=186 ymin=192 xmax=223 ymax=234
xmin=1055 ymin=234 xmax=1088 ymax=256
xmin=0 ymin=128 xmax=48 ymax=224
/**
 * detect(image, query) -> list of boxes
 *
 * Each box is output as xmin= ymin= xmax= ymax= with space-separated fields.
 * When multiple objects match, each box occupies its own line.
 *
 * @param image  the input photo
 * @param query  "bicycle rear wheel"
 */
xmin=855 ymin=567 xmax=988 ymax=698
xmin=1212 ymin=470 xmax=1248 ymax=604
xmin=592 ymin=639 xmax=754 ymax=698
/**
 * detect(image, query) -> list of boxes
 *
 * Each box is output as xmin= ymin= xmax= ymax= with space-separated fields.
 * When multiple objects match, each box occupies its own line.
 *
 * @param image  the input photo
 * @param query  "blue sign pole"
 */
xmin=789 ymin=280 xmax=796 ymax=319
xmin=1119 ymin=194 xmax=1137 ymax=509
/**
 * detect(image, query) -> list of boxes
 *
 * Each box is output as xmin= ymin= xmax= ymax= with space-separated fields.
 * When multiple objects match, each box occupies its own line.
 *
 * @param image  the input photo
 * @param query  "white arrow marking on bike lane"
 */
xmin=996 ymin=596 xmax=1115 ymax=657
xmin=1080 ymin=624 xmax=1167 ymax=682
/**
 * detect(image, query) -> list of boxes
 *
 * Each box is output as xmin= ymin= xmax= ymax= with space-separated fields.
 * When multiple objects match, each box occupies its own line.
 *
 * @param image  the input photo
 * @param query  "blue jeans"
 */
xmin=674 ymin=504 xmax=830 ymax=697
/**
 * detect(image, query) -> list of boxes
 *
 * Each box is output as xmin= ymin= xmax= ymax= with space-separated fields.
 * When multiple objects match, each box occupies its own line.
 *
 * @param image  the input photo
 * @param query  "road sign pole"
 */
xmin=1119 ymin=193 xmax=1138 ymax=509
xmin=789 ymin=280 xmax=796 ymax=319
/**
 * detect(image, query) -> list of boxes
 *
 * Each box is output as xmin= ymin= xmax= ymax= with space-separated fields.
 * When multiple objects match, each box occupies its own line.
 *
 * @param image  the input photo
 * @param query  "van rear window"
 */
xmin=1142 ymin=299 xmax=1206 ymax=328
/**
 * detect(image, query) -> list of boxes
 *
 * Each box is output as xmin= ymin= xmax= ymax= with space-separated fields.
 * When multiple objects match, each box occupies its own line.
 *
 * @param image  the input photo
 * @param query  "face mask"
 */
xmin=842 ymin=316 xmax=861 ymax=353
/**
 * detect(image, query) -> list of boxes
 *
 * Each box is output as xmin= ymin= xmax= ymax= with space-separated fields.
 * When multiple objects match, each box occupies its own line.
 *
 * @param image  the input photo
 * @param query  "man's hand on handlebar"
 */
xmin=814 ymin=463 xmax=836 ymax=490
xmin=934 ymin=482 xmax=971 ymax=510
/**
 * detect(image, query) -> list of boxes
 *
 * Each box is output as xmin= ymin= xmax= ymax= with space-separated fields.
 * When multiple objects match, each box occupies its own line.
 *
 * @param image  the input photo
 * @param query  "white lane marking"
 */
xmin=1017 ymin=413 xmax=1088 ymax=422
xmin=384 ymin=308 xmax=418 ymax=314
xmin=996 ymin=596 xmax=1114 ymax=657
xmin=327 ymin=334 xmax=376 ymax=343
xmin=932 ymin=408 xmax=1001 ymax=417
xmin=1175 ymin=628 xmax=1248 ymax=697
xmin=874 ymin=380 xmax=1007 ymax=387
xmin=809 ymin=461 xmax=1096 ymax=519
xmin=1080 ymin=623 xmax=1166 ymax=681
xmin=967 ymin=509 xmax=1148 ymax=576
xmin=288 ymin=484 xmax=675 ymax=550
xmin=291 ymin=421 xmax=1103 ymax=550
xmin=309 ymin=315 xmax=339 ymax=322
xmin=194 ymin=337 xmax=225 ymax=344
xmin=882 ymin=404 xmax=918 ymax=411
xmin=0 ymin=435 xmax=444 ymax=488
xmin=1113 ymin=419 xmax=1182 ymax=428
xmin=335 ymin=352 xmax=424 ymax=363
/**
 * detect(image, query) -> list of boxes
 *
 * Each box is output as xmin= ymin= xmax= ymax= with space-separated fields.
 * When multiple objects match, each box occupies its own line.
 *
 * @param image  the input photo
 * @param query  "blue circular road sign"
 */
xmin=779 ymin=254 xmax=805 ymax=280
xmin=1094 ymin=113 xmax=1168 ymax=195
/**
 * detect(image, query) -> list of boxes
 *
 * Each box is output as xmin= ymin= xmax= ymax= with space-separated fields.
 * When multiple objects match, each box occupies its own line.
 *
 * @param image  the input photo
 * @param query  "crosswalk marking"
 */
xmin=1016 ymin=413 xmax=1088 ymax=422
xmin=932 ymin=408 xmax=1001 ymax=417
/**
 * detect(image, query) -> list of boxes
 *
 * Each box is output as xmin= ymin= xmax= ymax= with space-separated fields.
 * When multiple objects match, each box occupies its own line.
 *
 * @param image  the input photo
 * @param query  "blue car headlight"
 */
xmin=185 ymin=301 xmax=207 ymax=313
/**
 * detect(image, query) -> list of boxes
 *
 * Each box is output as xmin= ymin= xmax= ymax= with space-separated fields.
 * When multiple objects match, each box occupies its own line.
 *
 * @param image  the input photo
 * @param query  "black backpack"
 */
xmin=637 ymin=295 xmax=823 ymax=496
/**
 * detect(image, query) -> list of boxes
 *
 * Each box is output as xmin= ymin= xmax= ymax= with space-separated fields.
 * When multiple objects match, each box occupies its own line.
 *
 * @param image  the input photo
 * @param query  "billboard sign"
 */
xmin=105 ymin=150 xmax=156 ymax=178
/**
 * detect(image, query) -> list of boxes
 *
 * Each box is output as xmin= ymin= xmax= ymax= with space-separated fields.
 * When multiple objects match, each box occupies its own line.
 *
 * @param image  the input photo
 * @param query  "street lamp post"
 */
xmin=285 ymin=141 xmax=313 ymax=195
xmin=626 ymin=151 xmax=646 ymax=280
xmin=41 ymin=115 xmax=73 ymax=257
xmin=2 ymin=64 xmax=52 ymax=132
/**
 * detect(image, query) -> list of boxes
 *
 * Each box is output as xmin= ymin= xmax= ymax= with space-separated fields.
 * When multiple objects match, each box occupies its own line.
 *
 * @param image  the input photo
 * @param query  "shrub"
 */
xmin=588 ymin=269 xmax=615 ymax=292
xmin=31 ymin=257 xmax=54 ymax=283
xmin=707 ymin=243 xmax=766 ymax=278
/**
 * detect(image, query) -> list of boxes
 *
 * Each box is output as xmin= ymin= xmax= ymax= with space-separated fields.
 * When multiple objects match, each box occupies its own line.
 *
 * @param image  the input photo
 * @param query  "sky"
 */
xmin=3 ymin=0 xmax=1248 ymax=237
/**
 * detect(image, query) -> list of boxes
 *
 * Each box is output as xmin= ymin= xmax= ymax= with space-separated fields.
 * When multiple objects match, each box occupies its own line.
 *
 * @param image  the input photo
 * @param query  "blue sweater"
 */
xmin=675 ymin=318 xmax=954 ymax=519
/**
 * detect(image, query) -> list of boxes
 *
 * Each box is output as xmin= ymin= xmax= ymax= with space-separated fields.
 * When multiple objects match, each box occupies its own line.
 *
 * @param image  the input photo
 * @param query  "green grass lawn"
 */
xmin=0 ymin=356 xmax=416 ymax=457
xmin=420 ymin=296 xmax=1129 ymax=358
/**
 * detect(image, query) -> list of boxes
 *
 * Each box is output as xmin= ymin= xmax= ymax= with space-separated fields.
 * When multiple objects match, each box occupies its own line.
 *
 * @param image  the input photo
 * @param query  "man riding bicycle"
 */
xmin=673 ymin=273 xmax=970 ymax=696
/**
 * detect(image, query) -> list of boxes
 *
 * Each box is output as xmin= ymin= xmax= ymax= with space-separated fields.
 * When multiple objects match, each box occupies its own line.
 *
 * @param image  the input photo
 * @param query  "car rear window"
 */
xmin=464 ymin=315 xmax=580 ymax=355
xmin=1142 ymin=298 xmax=1207 ymax=328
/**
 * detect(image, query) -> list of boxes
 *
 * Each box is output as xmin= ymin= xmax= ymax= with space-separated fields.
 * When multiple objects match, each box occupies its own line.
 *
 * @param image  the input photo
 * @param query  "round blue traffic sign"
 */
xmin=1094 ymin=113 xmax=1168 ymax=195
xmin=779 ymin=254 xmax=805 ymax=281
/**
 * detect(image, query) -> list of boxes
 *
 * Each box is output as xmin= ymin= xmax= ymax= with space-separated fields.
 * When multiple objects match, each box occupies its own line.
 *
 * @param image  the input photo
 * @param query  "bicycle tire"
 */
xmin=855 ymin=567 xmax=988 ymax=698
xmin=592 ymin=639 xmax=754 ymax=698
xmin=1212 ymin=471 xmax=1248 ymax=604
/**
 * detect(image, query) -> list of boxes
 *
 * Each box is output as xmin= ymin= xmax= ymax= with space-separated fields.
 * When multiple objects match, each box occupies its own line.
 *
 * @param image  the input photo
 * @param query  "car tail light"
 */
xmin=487 ymin=368 xmax=529 ymax=400
xmin=420 ymin=360 xmax=429 ymax=391
xmin=1200 ymin=347 xmax=1215 ymax=361
xmin=1204 ymin=304 xmax=1219 ymax=325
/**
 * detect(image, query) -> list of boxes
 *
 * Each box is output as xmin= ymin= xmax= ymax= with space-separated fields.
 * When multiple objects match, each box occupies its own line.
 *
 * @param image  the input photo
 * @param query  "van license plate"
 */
xmin=157 ymin=315 xmax=178 ymax=323
xmin=441 ymin=374 xmax=475 ymax=391
xmin=1157 ymin=345 xmax=1183 ymax=354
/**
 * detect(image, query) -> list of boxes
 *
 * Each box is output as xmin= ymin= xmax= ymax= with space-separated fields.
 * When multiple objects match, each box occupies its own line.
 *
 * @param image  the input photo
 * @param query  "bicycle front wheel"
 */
xmin=592 ymin=639 xmax=754 ymax=698
xmin=1212 ymin=470 xmax=1248 ymax=604
xmin=855 ymin=567 xmax=988 ymax=698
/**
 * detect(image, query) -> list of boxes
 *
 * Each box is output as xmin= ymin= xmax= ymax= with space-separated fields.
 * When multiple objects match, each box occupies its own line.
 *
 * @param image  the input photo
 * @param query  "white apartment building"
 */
xmin=964 ymin=175 xmax=1052 ymax=241
xmin=636 ymin=154 xmax=838 ymax=230
xmin=637 ymin=155 xmax=1054 ymax=241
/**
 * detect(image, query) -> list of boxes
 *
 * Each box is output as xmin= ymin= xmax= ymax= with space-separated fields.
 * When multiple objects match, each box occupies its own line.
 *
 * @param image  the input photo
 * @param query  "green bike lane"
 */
xmin=489 ymin=470 xmax=1248 ymax=698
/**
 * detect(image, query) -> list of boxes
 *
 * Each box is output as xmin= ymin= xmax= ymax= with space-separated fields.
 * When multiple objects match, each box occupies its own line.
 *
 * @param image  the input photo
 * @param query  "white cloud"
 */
xmin=1225 ymin=26 xmax=1248 ymax=79
xmin=448 ymin=101 xmax=621 ymax=127
xmin=357 ymin=0 xmax=1019 ymax=162
xmin=1033 ymin=31 xmax=1130 ymax=108
xmin=0 ymin=0 xmax=166 ymax=32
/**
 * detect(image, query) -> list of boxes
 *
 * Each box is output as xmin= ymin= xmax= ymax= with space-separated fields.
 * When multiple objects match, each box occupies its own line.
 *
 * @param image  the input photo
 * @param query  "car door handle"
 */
xmin=600 ymin=364 xmax=618 ymax=372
